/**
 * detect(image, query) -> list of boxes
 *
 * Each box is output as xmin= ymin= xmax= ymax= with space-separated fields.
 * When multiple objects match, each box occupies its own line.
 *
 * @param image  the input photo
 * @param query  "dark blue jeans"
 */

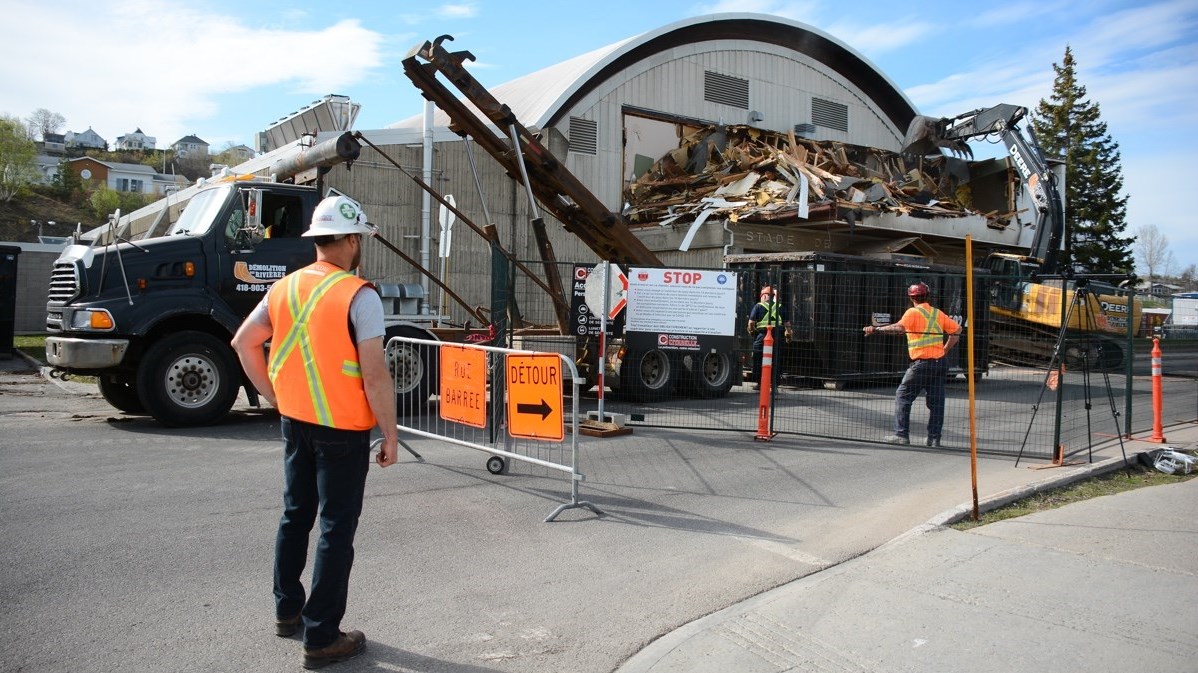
xmin=275 ymin=417 xmax=371 ymax=648
xmin=893 ymin=357 xmax=948 ymax=440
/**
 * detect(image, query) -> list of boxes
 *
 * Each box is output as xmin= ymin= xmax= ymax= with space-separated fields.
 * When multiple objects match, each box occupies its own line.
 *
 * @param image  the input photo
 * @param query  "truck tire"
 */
xmin=385 ymin=324 xmax=438 ymax=416
xmin=97 ymin=371 xmax=146 ymax=414
xmin=681 ymin=350 xmax=735 ymax=398
xmin=619 ymin=347 xmax=676 ymax=402
xmin=136 ymin=331 xmax=240 ymax=427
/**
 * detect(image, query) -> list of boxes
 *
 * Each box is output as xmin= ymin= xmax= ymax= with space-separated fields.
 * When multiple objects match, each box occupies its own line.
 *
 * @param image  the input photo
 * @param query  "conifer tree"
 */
xmin=1029 ymin=46 xmax=1134 ymax=274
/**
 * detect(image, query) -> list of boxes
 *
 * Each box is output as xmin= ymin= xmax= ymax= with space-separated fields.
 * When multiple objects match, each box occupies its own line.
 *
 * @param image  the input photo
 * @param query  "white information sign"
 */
xmin=626 ymin=268 xmax=737 ymax=336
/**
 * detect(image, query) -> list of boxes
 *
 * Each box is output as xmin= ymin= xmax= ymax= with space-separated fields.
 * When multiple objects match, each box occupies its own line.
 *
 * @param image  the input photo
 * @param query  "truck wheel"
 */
xmin=619 ymin=347 xmax=676 ymax=402
xmin=681 ymin=350 xmax=735 ymax=398
xmin=385 ymin=325 xmax=438 ymax=416
xmin=136 ymin=331 xmax=239 ymax=427
xmin=97 ymin=371 xmax=145 ymax=414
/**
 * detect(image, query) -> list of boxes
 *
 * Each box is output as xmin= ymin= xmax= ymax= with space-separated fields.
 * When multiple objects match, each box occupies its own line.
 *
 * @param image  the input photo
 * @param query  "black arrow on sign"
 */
xmin=516 ymin=398 xmax=553 ymax=420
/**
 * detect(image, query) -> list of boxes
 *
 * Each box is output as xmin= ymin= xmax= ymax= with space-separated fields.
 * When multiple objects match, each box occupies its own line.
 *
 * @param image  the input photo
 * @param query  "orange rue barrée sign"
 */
xmin=439 ymin=344 xmax=487 ymax=428
xmin=505 ymin=353 xmax=564 ymax=441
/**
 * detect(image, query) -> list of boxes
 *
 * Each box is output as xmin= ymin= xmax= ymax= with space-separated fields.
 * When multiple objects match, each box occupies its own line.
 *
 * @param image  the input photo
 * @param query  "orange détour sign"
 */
xmin=439 ymin=344 xmax=487 ymax=428
xmin=505 ymin=353 xmax=564 ymax=441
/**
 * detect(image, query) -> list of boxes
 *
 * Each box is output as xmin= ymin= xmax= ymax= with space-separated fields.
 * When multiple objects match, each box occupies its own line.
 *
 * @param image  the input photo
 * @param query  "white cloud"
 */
xmin=0 ymin=0 xmax=383 ymax=144
xmin=438 ymin=3 xmax=479 ymax=19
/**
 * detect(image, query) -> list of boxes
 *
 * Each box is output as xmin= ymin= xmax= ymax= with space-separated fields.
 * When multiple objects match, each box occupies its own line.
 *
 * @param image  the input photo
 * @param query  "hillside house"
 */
xmin=115 ymin=128 xmax=156 ymax=151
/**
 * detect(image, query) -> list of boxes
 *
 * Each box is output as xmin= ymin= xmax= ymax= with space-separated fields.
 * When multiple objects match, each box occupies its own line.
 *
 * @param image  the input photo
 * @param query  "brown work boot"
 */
xmin=302 ymin=630 xmax=366 ymax=669
xmin=275 ymin=613 xmax=302 ymax=637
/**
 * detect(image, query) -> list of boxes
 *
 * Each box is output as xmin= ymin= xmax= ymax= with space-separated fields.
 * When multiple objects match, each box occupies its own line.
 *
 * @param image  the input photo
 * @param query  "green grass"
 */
xmin=951 ymin=455 xmax=1197 ymax=530
xmin=13 ymin=335 xmax=48 ymax=366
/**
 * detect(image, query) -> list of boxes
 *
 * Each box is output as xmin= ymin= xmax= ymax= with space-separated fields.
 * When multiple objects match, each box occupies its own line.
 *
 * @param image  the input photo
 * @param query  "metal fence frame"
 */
xmin=388 ymin=335 xmax=602 ymax=522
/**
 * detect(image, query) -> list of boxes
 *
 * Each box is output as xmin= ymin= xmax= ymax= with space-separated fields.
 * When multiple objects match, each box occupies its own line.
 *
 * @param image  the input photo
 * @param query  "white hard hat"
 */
xmin=304 ymin=195 xmax=373 ymax=238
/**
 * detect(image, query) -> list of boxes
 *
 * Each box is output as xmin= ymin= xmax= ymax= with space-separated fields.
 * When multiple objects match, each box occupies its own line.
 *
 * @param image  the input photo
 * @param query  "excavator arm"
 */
xmin=401 ymin=36 xmax=662 ymax=269
xmin=902 ymin=104 xmax=1064 ymax=275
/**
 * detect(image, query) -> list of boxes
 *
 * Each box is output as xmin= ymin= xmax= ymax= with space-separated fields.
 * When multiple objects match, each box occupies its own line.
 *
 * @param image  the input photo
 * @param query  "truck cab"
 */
xmin=46 ymin=180 xmax=321 ymax=426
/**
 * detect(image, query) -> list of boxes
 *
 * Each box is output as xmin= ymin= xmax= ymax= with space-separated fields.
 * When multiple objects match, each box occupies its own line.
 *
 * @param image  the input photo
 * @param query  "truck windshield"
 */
xmin=165 ymin=185 xmax=232 ymax=236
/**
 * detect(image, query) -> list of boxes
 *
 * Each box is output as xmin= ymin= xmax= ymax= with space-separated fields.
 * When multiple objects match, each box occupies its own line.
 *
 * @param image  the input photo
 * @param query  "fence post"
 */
xmin=755 ymin=326 xmax=776 ymax=441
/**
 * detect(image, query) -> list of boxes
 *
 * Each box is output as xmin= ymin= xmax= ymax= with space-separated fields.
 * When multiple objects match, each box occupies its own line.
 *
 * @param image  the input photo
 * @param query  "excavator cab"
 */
xmin=986 ymin=253 xmax=1038 ymax=312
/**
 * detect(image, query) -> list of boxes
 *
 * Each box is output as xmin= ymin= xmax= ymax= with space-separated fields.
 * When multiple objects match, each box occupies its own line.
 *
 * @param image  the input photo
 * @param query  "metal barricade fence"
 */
xmin=495 ymin=258 xmax=1195 ymax=464
xmin=387 ymin=335 xmax=602 ymax=522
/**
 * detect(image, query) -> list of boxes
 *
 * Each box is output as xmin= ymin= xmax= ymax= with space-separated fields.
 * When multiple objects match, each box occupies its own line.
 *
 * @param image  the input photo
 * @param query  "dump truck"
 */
xmin=43 ymin=133 xmax=448 ymax=426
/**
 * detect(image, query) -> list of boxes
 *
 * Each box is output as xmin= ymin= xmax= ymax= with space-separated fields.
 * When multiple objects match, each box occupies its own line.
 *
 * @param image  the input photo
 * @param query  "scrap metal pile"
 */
xmin=622 ymin=124 xmax=1006 ymax=229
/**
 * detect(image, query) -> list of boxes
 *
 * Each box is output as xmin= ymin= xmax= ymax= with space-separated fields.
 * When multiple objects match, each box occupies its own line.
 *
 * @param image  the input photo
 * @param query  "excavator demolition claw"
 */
xmin=901 ymin=115 xmax=973 ymax=159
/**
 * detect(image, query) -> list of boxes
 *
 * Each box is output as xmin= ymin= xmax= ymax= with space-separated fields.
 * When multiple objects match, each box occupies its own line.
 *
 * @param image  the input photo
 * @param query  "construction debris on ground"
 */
xmin=622 ymin=124 xmax=1016 ymax=231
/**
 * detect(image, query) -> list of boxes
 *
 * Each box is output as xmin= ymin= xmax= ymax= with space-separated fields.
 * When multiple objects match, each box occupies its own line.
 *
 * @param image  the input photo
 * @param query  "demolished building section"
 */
xmin=622 ymin=124 xmax=1020 ymax=239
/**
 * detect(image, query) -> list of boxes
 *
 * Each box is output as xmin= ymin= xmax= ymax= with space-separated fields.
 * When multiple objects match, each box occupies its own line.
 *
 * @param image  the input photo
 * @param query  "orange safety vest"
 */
xmin=267 ymin=261 xmax=376 ymax=430
xmin=902 ymin=304 xmax=950 ymax=360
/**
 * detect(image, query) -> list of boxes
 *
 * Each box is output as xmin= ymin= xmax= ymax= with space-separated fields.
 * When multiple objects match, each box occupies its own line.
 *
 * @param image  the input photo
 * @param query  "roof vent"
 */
xmin=704 ymin=71 xmax=750 ymax=110
xmin=568 ymin=117 xmax=597 ymax=155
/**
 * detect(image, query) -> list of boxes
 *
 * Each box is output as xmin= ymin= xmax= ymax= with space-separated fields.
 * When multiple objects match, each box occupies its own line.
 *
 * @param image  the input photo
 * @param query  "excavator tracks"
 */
xmin=988 ymin=315 xmax=1125 ymax=371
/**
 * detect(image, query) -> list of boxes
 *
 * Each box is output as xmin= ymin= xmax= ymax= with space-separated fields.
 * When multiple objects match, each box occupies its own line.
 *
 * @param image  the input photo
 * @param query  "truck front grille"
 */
xmin=46 ymin=261 xmax=79 ymax=332
xmin=47 ymin=261 xmax=80 ymax=305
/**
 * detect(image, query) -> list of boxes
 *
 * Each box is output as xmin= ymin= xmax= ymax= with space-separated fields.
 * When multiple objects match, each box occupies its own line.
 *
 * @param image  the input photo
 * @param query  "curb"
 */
xmin=925 ymin=450 xmax=1145 ymax=527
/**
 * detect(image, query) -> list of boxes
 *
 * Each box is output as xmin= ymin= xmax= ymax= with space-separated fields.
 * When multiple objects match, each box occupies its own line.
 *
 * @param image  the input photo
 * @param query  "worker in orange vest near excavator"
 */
xmin=863 ymin=282 xmax=960 ymax=447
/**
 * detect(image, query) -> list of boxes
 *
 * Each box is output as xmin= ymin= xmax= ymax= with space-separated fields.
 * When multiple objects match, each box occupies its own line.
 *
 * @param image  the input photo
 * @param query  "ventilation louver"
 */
xmin=704 ymin=71 xmax=750 ymax=109
xmin=811 ymin=98 xmax=848 ymax=132
xmin=568 ymin=117 xmax=597 ymax=155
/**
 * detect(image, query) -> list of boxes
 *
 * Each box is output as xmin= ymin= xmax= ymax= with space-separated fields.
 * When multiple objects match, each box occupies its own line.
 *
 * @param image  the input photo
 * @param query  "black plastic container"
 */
xmin=0 ymin=245 xmax=20 ymax=358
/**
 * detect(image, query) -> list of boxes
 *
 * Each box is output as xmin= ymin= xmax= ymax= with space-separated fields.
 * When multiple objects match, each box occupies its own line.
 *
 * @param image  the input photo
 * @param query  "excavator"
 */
xmin=902 ymin=104 xmax=1140 ymax=369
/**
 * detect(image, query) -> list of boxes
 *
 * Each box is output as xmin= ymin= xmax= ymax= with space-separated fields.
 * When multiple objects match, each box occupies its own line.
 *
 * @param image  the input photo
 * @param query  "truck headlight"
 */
xmin=69 ymin=308 xmax=115 ymax=331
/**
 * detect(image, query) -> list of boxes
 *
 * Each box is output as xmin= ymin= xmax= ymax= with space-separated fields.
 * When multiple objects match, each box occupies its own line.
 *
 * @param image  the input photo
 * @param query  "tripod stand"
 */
xmin=1015 ymin=278 xmax=1129 ymax=469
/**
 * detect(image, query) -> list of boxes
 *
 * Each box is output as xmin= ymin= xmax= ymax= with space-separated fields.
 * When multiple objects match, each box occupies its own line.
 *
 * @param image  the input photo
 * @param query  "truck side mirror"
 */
xmin=243 ymin=188 xmax=266 ymax=246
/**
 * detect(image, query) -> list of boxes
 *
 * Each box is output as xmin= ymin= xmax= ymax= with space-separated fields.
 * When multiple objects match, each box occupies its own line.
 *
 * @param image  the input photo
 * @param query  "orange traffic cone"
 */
xmin=755 ymin=326 xmax=777 ymax=441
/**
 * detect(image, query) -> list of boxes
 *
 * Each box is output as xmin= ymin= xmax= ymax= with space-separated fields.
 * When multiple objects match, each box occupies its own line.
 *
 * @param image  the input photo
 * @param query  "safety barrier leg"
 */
xmin=755 ymin=326 xmax=777 ymax=441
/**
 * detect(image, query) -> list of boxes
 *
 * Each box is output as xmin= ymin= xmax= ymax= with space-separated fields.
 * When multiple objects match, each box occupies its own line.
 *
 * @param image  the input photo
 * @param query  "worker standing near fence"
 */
xmin=748 ymin=285 xmax=792 ymax=389
xmin=231 ymin=195 xmax=399 ymax=670
xmin=862 ymin=282 xmax=960 ymax=446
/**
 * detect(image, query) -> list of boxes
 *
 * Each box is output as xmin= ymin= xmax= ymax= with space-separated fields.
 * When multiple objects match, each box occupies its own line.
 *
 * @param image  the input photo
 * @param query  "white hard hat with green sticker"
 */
xmin=304 ymin=195 xmax=374 ymax=238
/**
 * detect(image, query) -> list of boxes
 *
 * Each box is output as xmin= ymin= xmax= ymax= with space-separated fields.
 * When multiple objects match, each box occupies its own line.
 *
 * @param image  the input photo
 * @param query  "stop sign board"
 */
xmin=505 ymin=353 xmax=564 ymax=441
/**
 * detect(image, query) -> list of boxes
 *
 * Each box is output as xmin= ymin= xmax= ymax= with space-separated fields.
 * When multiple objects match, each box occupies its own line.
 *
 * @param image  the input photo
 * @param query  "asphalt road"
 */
xmin=0 ymin=367 xmax=1167 ymax=673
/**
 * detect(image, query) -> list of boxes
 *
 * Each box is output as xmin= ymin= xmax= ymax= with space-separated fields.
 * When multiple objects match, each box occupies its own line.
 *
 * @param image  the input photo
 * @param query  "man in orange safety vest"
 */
xmin=232 ymin=194 xmax=398 ymax=669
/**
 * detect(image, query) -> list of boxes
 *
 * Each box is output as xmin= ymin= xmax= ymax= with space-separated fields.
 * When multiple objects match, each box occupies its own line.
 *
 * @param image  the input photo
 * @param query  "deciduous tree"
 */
xmin=0 ymin=114 xmax=38 ymax=202
xmin=25 ymin=108 xmax=66 ymax=141
xmin=1133 ymin=223 xmax=1175 ymax=287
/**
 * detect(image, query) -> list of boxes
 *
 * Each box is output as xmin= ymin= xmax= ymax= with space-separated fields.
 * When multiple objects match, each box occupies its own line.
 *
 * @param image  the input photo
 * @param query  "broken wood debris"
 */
xmin=622 ymin=124 xmax=1015 ymax=229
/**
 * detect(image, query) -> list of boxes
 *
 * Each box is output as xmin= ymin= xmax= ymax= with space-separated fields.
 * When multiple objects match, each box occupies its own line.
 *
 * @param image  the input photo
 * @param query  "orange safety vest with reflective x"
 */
xmin=267 ymin=261 xmax=376 ymax=430
xmin=901 ymin=304 xmax=953 ymax=360
xmin=755 ymin=301 xmax=782 ymax=332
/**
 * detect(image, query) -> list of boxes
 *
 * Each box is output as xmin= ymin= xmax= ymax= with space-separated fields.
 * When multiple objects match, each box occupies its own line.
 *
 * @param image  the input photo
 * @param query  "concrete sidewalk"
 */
xmin=618 ymin=426 xmax=1198 ymax=673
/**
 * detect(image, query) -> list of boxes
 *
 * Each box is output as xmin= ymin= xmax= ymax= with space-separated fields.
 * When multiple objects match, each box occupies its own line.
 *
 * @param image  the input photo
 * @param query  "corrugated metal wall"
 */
xmin=325 ymin=39 xmax=905 ymax=330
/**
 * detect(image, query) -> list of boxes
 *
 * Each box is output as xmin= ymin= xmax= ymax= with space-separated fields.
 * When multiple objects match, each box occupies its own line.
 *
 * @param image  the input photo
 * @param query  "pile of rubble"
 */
xmin=622 ymin=124 xmax=1000 ymax=229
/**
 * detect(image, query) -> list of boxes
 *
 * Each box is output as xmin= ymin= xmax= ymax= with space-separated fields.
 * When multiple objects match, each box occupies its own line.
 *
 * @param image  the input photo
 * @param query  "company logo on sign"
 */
xmin=717 ymin=274 xmax=728 ymax=284
xmin=657 ymin=333 xmax=699 ymax=348
xmin=233 ymin=261 xmax=287 ymax=284
xmin=638 ymin=272 xmax=649 ymax=281
xmin=575 ymin=267 xmax=588 ymax=280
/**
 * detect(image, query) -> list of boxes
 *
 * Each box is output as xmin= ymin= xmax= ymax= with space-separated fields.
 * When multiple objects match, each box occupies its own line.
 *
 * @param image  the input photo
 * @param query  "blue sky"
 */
xmin=3 ymin=0 xmax=1196 ymax=272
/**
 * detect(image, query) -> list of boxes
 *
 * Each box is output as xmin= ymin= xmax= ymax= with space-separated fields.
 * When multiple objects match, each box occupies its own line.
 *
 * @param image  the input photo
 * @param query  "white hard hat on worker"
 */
xmin=304 ymin=195 xmax=375 ymax=238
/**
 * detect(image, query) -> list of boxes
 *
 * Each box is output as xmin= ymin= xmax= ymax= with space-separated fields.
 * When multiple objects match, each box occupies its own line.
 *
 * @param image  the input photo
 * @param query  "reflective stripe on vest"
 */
xmin=267 ymin=261 xmax=375 ymax=430
xmin=905 ymin=306 xmax=945 ymax=358
xmin=756 ymin=301 xmax=781 ymax=330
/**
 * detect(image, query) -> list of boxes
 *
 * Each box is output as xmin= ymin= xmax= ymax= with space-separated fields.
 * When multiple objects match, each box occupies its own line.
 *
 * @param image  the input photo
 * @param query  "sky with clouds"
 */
xmin=3 ymin=0 xmax=1195 ymax=272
